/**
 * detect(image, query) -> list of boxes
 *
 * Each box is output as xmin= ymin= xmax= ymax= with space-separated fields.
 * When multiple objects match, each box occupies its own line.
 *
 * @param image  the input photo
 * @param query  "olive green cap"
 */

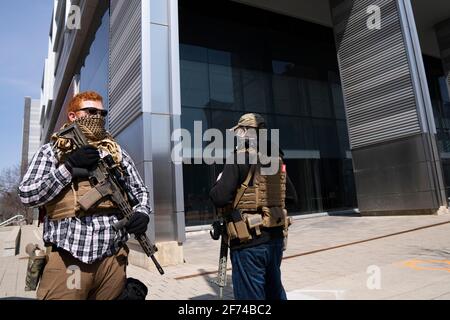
xmin=230 ymin=113 xmax=266 ymax=131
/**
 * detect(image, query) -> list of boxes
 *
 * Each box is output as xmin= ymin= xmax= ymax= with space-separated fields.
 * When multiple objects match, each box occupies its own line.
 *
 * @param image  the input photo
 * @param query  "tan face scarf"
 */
xmin=51 ymin=115 xmax=123 ymax=165
xmin=75 ymin=114 xmax=108 ymax=141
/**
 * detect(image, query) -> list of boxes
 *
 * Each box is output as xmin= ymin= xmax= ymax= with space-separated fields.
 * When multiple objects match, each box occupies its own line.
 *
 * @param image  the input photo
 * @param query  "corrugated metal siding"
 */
xmin=109 ymin=0 xmax=142 ymax=136
xmin=330 ymin=0 xmax=421 ymax=149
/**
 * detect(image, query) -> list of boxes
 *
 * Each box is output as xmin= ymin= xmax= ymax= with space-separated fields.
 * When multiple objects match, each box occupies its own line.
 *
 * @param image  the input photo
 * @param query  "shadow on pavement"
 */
xmin=188 ymin=268 xmax=234 ymax=300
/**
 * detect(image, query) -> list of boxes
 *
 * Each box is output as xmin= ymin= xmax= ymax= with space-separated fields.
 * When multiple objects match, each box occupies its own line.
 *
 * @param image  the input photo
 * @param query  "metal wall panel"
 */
xmin=109 ymin=0 xmax=142 ymax=136
xmin=150 ymin=24 xmax=170 ymax=114
xmin=151 ymin=114 xmax=178 ymax=242
xmin=114 ymin=115 xmax=145 ymax=168
xmin=147 ymin=0 xmax=185 ymax=242
xmin=352 ymin=133 xmax=444 ymax=212
xmin=330 ymin=0 xmax=421 ymax=149
xmin=330 ymin=0 xmax=447 ymax=214
xmin=150 ymin=0 xmax=168 ymax=25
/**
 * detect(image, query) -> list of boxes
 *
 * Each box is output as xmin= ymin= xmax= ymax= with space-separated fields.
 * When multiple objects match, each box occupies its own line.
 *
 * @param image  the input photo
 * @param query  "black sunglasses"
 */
xmin=78 ymin=107 xmax=108 ymax=117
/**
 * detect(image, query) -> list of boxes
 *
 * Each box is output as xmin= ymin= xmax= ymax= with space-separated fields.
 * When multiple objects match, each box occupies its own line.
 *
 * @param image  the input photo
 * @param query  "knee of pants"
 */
xmin=88 ymin=246 xmax=128 ymax=300
xmin=37 ymin=251 xmax=92 ymax=300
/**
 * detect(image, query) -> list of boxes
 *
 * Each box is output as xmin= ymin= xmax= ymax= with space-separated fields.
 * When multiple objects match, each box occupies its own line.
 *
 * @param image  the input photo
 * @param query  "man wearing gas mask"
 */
xmin=19 ymin=91 xmax=150 ymax=300
xmin=210 ymin=113 xmax=298 ymax=300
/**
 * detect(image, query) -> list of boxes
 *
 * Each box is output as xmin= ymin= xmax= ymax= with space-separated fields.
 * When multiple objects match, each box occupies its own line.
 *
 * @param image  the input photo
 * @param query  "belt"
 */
xmin=45 ymin=242 xmax=126 ymax=255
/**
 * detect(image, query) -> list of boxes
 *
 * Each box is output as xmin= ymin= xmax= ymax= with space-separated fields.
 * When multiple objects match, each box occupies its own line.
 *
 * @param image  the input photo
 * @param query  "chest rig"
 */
xmin=44 ymin=178 xmax=120 ymax=220
xmin=44 ymin=150 xmax=123 ymax=221
xmin=223 ymin=157 xmax=292 ymax=244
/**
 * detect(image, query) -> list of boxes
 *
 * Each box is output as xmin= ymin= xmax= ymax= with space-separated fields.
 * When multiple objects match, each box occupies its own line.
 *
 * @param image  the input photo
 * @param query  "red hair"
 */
xmin=67 ymin=91 xmax=103 ymax=118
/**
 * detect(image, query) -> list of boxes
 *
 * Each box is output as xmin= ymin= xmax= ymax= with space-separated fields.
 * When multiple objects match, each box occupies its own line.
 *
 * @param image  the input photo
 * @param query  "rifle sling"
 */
xmin=233 ymin=164 xmax=256 ymax=209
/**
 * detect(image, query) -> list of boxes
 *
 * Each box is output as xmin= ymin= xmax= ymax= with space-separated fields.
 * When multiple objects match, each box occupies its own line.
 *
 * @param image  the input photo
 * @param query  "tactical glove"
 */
xmin=125 ymin=212 xmax=150 ymax=236
xmin=65 ymin=145 xmax=100 ymax=173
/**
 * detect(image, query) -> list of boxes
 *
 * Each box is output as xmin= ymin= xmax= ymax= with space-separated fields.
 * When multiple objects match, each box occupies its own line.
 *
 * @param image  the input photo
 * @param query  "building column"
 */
xmin=435 ymin=18 xmax=450 ymax=99
xmin=109 ymin=0 xmax=185 ymax=268
xmin=329 ymin=0 xmax=447 ymax=215
xmin=141 ymin=0 xmax=185 ymax=265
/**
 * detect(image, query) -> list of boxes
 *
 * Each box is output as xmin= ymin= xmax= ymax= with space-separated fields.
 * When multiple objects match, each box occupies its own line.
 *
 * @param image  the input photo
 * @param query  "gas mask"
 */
xmin=234 ymin=126 xmax=258 ymax=153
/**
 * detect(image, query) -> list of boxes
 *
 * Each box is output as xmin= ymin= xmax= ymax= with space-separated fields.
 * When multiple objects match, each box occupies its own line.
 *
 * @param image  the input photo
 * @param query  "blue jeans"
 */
xmin=230 ymin=237 xmax=287 ymax=300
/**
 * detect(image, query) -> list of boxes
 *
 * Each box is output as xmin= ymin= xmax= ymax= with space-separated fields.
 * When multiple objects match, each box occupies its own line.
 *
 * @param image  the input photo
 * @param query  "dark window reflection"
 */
xmin=179 ymin=0 xmax=357 ymax=226
xmin=78 ymin=3 xmax=109 ymax=108
xmin=424 ymin=55 xmax=450 ymax=198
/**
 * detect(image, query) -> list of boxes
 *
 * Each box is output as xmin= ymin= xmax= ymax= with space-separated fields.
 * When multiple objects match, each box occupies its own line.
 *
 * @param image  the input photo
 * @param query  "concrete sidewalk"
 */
xmin=0 ymin=224 xmax=43 ymax=299
xmin=2 ymin=213 xmax=450 ymax=299
xmin=130 ymin=213 xmax=450 ymax=300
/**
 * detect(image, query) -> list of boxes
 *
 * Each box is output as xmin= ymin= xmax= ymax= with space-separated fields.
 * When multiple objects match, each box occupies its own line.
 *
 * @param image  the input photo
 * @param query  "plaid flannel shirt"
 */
xmin=18 ymin=143 xmax=151 ymax=264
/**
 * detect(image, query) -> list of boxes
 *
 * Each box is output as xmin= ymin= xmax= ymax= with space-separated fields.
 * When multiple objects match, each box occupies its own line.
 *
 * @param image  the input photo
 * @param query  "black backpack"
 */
xmin=116 ymin=278 xmax=148 ymax=300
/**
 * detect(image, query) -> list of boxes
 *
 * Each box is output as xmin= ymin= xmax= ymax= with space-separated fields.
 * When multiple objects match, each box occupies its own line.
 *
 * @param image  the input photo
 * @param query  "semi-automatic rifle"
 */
xmin=210 ymin=207 xmax=229 ymax=300
xmin=56 ymin=122 xmax=164 ymax=275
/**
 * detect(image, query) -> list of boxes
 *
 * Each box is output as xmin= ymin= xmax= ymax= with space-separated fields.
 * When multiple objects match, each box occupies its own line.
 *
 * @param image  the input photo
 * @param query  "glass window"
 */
xmin=209 ymin=64 xmax=236 ymax=108
xmin=179 ymin=0 xmax=357 ymax=223
xmin=79 ymin=4 xmax=109 ymax=107
xmin=208 ymin=49 xmax=232 ymax=66
xmin=274 ymin=115 xmax=316 ymax=151
xmin=180 ymin=60 xmax=210 ymax=108
xmin=272 ymin=72 xmax=307 ymax=116
xmin=307 ymin=77 xmax=334 ymax=119
xmin=183 ymin=163 xmax=216 ymax=226
xmin=241 ymin=69 xmax=271 ymax=113
xmin=313 ymin=119 xmax=340 ymax=159
xmin=180 ymin=44 xmax=208 ymax=62
xmin=180 ymin=107 xmax=209 ymax=144
xmin=424 ymin=55 xmax=450 ymax=197
xmin=329 ymin=71 xmax=346 ymax=120
xmin=210 ymin=110 xmax=244 ymax=134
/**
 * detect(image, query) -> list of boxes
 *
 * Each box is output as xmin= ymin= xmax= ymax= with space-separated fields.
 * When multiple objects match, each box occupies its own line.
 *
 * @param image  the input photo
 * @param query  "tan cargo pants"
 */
xmin=36 ymin=246 xmax=128 ymax=300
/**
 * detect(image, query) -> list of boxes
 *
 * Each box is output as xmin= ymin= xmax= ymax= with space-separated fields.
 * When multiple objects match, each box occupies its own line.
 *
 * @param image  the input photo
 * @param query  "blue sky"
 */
xmin=0 ymin=0 xmax=53 ymax=172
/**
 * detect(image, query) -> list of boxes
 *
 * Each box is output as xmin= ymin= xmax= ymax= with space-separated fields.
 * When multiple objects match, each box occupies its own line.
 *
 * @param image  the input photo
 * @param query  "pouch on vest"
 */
xmin=226 ymin=209 xmax=251 ymax=242
xmin=244 ymin=213 xmax=264 ymax=236
xmin=261 ymin=206 xmax=288 ymax=228
xmin=226 ymin=221 xmax=238 ymax=240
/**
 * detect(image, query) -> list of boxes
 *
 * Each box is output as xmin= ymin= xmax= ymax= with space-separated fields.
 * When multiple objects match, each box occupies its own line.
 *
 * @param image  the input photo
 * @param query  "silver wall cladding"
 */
xmin=150 ymin=114 xmax=178 ymax=242
xmin=330 ymin=0 xmax=421 ymax=149
xmin=352 ymin=133 xmax=433 ymax=169
xmin=352 ymin=133 xmax=443 ymax=211
xmin=357 ymin=191 xmax=440 ymax=212
xmin=109 ymin=0 xmax=142 ymax=136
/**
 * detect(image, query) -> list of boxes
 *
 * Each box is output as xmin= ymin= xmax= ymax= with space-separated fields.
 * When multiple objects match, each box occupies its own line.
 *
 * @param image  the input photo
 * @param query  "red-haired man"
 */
xmin=19 ymin=91 xmax=150 ymax=300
